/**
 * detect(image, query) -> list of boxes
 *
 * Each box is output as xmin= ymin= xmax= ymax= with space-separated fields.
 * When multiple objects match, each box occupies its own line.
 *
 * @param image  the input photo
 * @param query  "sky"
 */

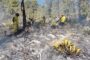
xmin=37 ymin=0 xmax=45 ymax=6
xmin=19 ymin=0 xmax=45 ymax=6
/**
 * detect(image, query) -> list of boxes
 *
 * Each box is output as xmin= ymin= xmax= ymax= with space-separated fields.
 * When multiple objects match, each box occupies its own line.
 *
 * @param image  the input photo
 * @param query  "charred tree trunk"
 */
xmin=21 ymin=0 xmax=26 ymax=29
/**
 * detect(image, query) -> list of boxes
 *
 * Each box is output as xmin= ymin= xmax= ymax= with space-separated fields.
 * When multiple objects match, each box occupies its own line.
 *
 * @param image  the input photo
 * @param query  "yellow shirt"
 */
xmin=13 ymin=16 xmax=19 ymax=25
xmin=13 ymin=16 xmax=19 ymax=32
xmin=60 ymin=16 xmax=66 ymax=23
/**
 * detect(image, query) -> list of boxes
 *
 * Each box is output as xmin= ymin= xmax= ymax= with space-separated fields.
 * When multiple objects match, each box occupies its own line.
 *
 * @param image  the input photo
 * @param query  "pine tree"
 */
xmin=28 ymin=0 xmax=38 ymax=19
xmin=45 ymin=0 xmax=53 ymax=17
xmin=21 ymin=0 xmax=27 ymax=29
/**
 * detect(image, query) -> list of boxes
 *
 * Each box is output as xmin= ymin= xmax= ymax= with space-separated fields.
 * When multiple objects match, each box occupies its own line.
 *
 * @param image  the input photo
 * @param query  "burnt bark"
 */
xmin=21 ymin=0 xmax=26 ymax=29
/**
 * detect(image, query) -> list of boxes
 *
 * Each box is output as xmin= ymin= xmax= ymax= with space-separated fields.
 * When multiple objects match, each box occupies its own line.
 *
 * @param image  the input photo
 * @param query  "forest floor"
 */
xmin=0 ymin=24 xmax=90 ymax=60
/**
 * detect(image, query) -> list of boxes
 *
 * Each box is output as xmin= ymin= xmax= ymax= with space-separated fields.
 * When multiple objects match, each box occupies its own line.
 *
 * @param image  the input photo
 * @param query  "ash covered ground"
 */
xmin=0 ymin=24 xmax=90 ymax=60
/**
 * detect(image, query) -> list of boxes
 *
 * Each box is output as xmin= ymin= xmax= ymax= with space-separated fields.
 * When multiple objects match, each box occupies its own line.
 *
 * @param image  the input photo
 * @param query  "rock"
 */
xmin=55 ymin=55 xmax=66 ymax=60
xmin=67 ymin=57 xmax=73 ymax=60
xmin=87 ymin=49 xmax=90 ymax=55
xmin=39 ymin=34 xmax=50 ymax=41
xmin=0 ymin=55 xmax=5 ymax=60
xmin=47 ymin=34 xmax=56 ymax=39
xmin=78 ymin=58 xmax=83 ymax=60
xmin=7 ymin=43 xmax=17 ymax=50
xmin=30 ymin=40 xmax=41 ymax=46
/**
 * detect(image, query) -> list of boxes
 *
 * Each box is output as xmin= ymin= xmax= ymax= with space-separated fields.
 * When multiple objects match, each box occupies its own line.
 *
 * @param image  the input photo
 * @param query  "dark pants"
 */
xmin=51 ymin=25 xmax=57 ymax=29
xmin=59 ymin=22 xmax=65 ymax=26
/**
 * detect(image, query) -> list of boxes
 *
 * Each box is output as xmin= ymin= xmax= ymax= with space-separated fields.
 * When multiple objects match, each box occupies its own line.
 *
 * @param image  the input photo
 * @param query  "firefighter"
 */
xmin=51 ymin=19 xmax=57 ymax=29
xmin=12 ymin=13 xmax=19 ymax=33
xmin=59 ymin=15 xmax=67 ymax=26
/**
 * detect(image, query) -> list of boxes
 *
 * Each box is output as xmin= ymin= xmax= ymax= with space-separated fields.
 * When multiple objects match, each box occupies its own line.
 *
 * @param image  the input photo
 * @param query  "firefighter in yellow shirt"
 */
xmin=12 ymin=13 xmax=19 ymax=33
xmin=51 ymin=18 xmax=58 ymax=29
xmin=59 ymin=15 xmax=67 ymax=26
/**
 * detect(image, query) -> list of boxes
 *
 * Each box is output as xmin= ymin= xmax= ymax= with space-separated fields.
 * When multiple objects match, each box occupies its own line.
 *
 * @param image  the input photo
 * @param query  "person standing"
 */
xmin=59 ymin=15 xmax=67 ymax=26
xmin=12 ymin=13 xmax=20 ymax=33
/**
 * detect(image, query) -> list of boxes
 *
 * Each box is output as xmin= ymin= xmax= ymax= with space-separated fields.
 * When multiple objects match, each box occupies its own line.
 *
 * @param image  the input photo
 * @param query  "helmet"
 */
xmin=15 ymin=13 xmax=19 ymax=16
